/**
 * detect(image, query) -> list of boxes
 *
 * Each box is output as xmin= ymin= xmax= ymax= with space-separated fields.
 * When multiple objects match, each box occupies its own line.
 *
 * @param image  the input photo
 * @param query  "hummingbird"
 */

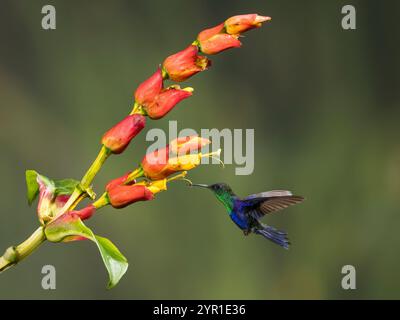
xmin=191 ymin=183 xmax=304 ymax=249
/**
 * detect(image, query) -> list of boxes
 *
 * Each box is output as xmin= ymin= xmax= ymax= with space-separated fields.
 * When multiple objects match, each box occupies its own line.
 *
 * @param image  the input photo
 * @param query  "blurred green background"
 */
xmin=1 ymin=0 xmax=399 ymax=299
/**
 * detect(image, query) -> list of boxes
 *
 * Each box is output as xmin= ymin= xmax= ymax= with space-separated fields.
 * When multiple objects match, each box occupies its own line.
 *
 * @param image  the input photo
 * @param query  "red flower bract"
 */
xmin=141 ymin=135 xmax=210 ymax=180
xmin=102 ymin=114 xmax=145 ymax=154
xmin=107 ymin=185 xmax=154 ymax=209
xmin=146 ymin=87 xmax=192 ymax=119
xmin=163 ymin=45 xmax=211 ymax=82
xmin=169 ymin=136 xmax=211 ymax=155
xmin=197 ymin=23 xmax=241 ymax=55
xmin=73 ymin=204 xmax=96 ymax=221
xmin=106 ymin=171 xmax=134 ymax=191
xmin=134 ymin=68 xmax=163 ymax=106
xmin=225 ymin=14 xmax=271 ymax=35
xmin=134 ymin=68 xmax=193 ymax=119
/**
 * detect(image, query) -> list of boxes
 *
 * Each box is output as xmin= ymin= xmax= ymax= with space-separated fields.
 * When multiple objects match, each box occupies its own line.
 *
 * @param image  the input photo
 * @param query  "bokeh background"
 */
xmin=0 ymin=0 xmax=399 ymax=299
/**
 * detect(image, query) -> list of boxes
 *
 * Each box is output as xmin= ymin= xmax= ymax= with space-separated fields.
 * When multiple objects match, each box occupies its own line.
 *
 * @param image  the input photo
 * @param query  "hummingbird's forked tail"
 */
xmin=255 ymin=224 xmax=290 ymax=249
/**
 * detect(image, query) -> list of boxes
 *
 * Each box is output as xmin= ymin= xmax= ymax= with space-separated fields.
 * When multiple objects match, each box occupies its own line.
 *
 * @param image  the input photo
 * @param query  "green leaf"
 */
xmin=25 ymin=170 xmax=81 ymax=224
xmin=26 ymin=170 xmax=58 ymax=206
xmin=54 ymin=179 xmax=80 ymax=196
xmin=45 ymin=213 xmax=128 ymax=288
xmin=25 ymin=170 xmax=80 ymax=205
xmin=26 ymin=170 xmax=39 ymax=205
xmin=94 ymin=235 xmax=129 ymax=288
xmin=44 ymin=213 xmax=92 ymax=241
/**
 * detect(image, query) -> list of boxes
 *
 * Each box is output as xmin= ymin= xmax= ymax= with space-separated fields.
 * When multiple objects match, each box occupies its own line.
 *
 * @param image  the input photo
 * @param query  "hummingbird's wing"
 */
xmin=242 ymin=190 xmax=304 ymax=220
xmin=245 ymin=190 xmax=294 ymax=199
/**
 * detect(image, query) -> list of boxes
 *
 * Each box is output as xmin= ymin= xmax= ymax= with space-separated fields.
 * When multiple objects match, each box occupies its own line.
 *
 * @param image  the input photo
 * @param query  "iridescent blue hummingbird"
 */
xmin=191 ymin=183 xmax=304 ymax=249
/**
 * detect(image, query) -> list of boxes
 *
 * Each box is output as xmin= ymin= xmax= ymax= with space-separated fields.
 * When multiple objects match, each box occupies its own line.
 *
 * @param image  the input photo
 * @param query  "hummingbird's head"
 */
xmin=191 ymin=182 xmax=235 ymax=211
xmin=208 ymin=183 xmax=234 ymax=195
xmin=191 ymin=182 xmax=234 ymax=196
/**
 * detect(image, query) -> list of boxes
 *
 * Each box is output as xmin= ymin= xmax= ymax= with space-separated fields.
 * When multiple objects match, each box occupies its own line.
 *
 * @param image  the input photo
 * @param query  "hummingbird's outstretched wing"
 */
xmin=242 ymin=190 xmax=304 ymax=220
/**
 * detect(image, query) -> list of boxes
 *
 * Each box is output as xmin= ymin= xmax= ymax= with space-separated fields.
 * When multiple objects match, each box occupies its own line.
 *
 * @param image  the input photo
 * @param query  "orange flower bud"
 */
xmin=133 ymin=68 xmax=193 ymax=119
xmin=141 ymin=136 xmax=212 ymax=180
xmin=142 ymin=135 xmax=210 ymax=169
xmin=144 ymin=86 xmax=193 ymax=119
xmin=169 ymin=135 xmax=211 ymax=155
xmin=134 ymin=68 xmax=163 ymax=106
xmin=102 ymin=114 xmax=145 ymax=154
xmin=141 ymin=147 xmax=169 ymax=180
xmin=163 ymin=45 xmax=211 ymax=82
xmin=105 ymin=171 xmax=134 ymax=191
xmin=197 ymin=23 xmax=241 ymax=55
xmin=225 ymin=14 xmax=271 ymax=35
xmin=107 ymin=185 xmax=154 ymax=209
xmin=73 ymin=204 xmax=96 ymax=221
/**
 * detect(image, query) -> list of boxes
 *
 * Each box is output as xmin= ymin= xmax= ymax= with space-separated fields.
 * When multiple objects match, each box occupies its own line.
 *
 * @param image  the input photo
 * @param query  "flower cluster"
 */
xmin=0 ymin=13 xmax=270 ymax=288
xmin=95 ymin=135 xmax=215 ymax=210
xmin=129 ymin=13 xmax=270 ymax=119
xmin=134 ymin=68 xmax=193 ymax=119
xmin=97 ymin=13 xmax=270 ymax=160
xmin=197 ymin=14 xmax=271 ymax=54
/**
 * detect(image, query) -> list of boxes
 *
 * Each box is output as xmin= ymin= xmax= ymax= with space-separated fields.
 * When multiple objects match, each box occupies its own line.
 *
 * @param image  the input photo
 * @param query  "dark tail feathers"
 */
xmin=255 ymin=224 xmax=290 ymax=249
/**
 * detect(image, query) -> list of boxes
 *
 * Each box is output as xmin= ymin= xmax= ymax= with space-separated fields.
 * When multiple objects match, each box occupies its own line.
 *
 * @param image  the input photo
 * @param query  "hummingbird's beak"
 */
xmin=190 ymin=183 xmax=210 ymax=189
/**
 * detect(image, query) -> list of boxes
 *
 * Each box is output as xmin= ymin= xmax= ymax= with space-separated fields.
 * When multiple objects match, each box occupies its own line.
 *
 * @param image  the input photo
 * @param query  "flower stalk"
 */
xmin=81 ymin=145 xmax=112 ymax=189
xmin=0 ymin=227 xmax=45 ymax=272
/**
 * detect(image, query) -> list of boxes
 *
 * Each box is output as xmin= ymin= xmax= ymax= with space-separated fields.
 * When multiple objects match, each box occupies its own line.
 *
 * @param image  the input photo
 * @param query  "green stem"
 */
xmin=92 ymin=192 xmax=110 ymax=209
xmin=81 ymin=145 xmax=111 ymax=188
xmin=125 ymin=166 xmax=144 ymax=184
xmin=0 ymin=146 xmax=111 ymax=274
xmin=130 ymin=102 xmax=146 ymax=115
xmin=0 ymin=227 xmax=45 ymax=272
